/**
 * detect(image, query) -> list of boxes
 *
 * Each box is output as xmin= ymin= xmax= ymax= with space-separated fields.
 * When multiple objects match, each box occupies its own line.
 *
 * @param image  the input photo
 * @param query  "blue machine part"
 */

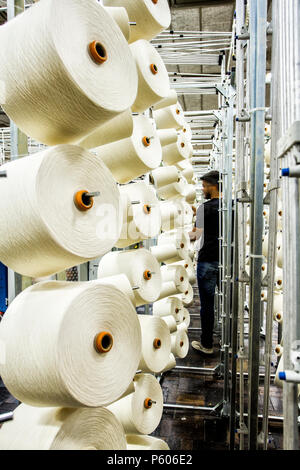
xmin=0 ymin=262 xmax=8 ymax=314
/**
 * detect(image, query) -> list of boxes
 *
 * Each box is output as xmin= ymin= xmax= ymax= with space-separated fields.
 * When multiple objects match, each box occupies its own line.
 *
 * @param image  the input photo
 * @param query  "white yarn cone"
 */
xmin=170 ymin=259 xmax=196 ymax=285
xmin=97 ymin=248 xmax=162 ymax=306
xmin=153 ymin=103 xmax=185 ymax=130
xmin=150 ymin=243 xmax=186 ymax=264
xmin=0 ymin=405 xmax=127 ymax=450
xmin=160 ymin=201 xmax=181 ymax=232
xmin=150 ymin=165 xmax=180 ymax=189
xmin=95 ymin=114 xmax=162 ymax=184
xmin=0 ymin=0 xmax=138 ymax=145
xmin=157 ymin=280 xmax=186 ymax=301
xmin=0 ymin=281 xmax=142 ymax=407
xmin=162 ymin=136 xmax=190 ymax=165
xmin=160 ymin=265 xmax=189 ymax=293
xmin=177 ymin=322 xmax=188 ymax=332
xmin=130 ymin=40 xmax=170 ymax=113
xmin=152 ymin=90 xmax=178 ymax=111
xmin=78 ymin=109 xmax=133 ymax=150
xmin=0 ymin=145 xmax=121 ymax=277
xmin=107 ymin=373 xmax=163 ymax=435
xmin=104 ymin=6 xmax=130 ymax=41
xmin=157 ymin=129 xmax=178 ymax=147
xmin=182 ymin=308 xmax=191 ymax=328
xmin=159 ymin=353 xmax=177 ymax=373
xmin=153 ymin=297 xmax=184 ymax=323
xmin=184 ymin=185 xmax=197 ymax=204
xmin=138 ymin=315 xmax=171 ymax=373
xmin=160 ymin=315 xmax=177 ymax=333
xmin=97 ymin=274 xmax=135 ymax=305
xmin=273 ymin=292 xmax=283 ymax=323
xmin=157 ymin=175 xmax=189 ymax=201
xmin=103 ymin=0 xmax=171 ymax=43
xmin=116 ymin=181 xmax=161 ymax=248
xmin=170 ymin=329 xmax=189 ymax=358
xmin=173 ymin=283 xmax=194 ymax=306
xmin=175 ymin=200 xmax=194 ymax=227
xmin=126 ymin=435 xmax=169 ymax=451
xmin=158 ymin=229 xmax=191 ymax=256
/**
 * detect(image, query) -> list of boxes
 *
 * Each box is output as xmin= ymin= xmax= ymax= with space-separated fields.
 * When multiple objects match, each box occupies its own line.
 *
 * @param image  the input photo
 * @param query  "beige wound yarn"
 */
xmin=173 ymin=283 xmax=194 ymax=307
xmin=175 ymin=200 xmax=194 ymax=227
xmin=162 ymin=137 xmax=190 ymax=166
xmin=107 ymin=373 xmax=163 ymax=435
xmin=0 ymin=0 xmax=138 ymax=145
xmin=0 ymin=145 xmax=121 ymax=277
xmin=177 ymin=322 xmax=188 ymax=333
xmin=150 ymin=165 xmax=180 ymax=189
xmin=160 ymin=265 xmax=189 ymax=293
xmin=138 ymin=315 xmax=171 ymax=373
xmin=97 ymin=274 xmax=135 ymax=305
xmin=153 ymin=297 xmax=184 ymax=323
xmin=95 ymin=114 xmax=162 ymax=184
xmin=97 ymin=248 xmax=162 ymax=306
xmin=159 ymin=353 xmax=177 ymax=373
xmin=0 ymin=404 xmax=126 ymax=450
xmin=157 ymin=176 xmax=189 ymax=201
xmin=181 ymin=164 xmax=195 ymax=184
xmin=150 ymin=243 xmax=185 ymax=264
xmin=160 ymin=315 xmax=177 ymax=333
xmin=182 ymin=308 xmax=191 ymax=328
xmin=126 ymin=434 xmax=170 ymax=451
xmin=160 ymin=201 xmax=181 ymax=232
xmin=157 ymin=281 xmax=186 ymax=301
xmin=130 ymin=40 xmax=170 ymax=113
xmin=116 ymin=181 xmax=161 ymax=248
xmin=158 ymin=229 xmax=191 ymax=263
xmin=157 ymin=129 xmax=179 ymax=147
xmin=171 ymin=329 xmax=189 ymax=359
xmin=273 ymin=292 xmax=283 ymax=323
xmin=152 ymin=90 xmax=178 ymax=111
xmin=170 ymin=259 xmax=196 ymax=285
xmin=0 ymin=281 xmax=141 ymax=408
xmin=78 ymin=109 xmax=133 ymax=150
xmin=153 ymin=103 xmax=186 ymax=130
xmin=103 ymin=6 xmax=130 ymax=41
xmin=103 ymin=0 xmax=171 ymax=43
xmin=185 ymin=185 xmax=197 ymax=204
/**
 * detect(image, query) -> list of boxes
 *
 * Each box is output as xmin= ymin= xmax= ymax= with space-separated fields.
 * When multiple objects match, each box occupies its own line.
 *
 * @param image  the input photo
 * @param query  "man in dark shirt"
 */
xmin=189 ymin=170 xmax=220 ymax=355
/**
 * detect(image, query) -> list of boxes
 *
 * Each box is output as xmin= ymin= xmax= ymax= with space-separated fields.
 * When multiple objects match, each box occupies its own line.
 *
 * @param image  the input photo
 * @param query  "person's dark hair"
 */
xmin=200 ymin=170 xmax=220 ymax=191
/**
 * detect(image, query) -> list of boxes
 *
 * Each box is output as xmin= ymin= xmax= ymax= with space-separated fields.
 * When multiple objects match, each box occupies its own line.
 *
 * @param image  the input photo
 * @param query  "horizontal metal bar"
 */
xmin=163 ymin=403 xmax=215 ymax=412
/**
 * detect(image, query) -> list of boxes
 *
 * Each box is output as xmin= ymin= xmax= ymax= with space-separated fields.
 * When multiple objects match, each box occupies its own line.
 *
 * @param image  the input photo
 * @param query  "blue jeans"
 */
xmin=197 ymin=261 xmax=219 ymax=349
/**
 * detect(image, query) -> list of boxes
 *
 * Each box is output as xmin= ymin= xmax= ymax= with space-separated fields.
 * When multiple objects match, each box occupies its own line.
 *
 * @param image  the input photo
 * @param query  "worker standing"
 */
xmin=189 ymin=170 xmax=220 ymax=355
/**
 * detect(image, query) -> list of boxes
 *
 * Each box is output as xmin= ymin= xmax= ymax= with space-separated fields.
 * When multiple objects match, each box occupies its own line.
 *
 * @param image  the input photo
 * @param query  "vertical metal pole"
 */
xmin=248 ymin=0 xmax=267 ymax=450
xmin=277 ymin=0 xmax=300 ymax=450
xmin=7 ymin=0 xmax=28 ymax=303
xmin=262 ymin=0 xmax=280 ymax=449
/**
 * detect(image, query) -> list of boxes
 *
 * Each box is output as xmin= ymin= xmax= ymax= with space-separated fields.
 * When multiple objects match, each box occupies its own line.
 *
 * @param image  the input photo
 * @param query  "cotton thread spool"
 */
xmin=116 ymin=182 xmax=161 ymax=248
xmin=103 ymin=0 xmax=171 ymax=43
xmin=159 ymin=353 xmax=177 ymax=373
xmin=264 ymin=140 xmax=271 ymax=166
xmin=153 ymin=103 xmax=186 ymax=130
xmin=150 ymin=165 xmax=180 ymax=189
xmin=78 ymin=109 xmax=133 ymax=150
xmin=182 ymin=307 xmax=191 ymax=328
xmin=181 ymin=163 xmax=194 ymax=184
xmin=152 ymin=89 xmax=178 ymax=111
xmin=184 ymin=185 xmax=197 ymax=204
xmin=0 ymin=145 xmax=121 ymax=277
xmin=97 ymin=248 xmax=162 ymax=306
xmin=160 ymin=201 xmax=181 ymax=232
xmin=130 ymin=40 xmax=170 ymax=113
xmin=150 ymin=243 xmax=185 ymax=264
xmin=276 ymin=232 xmax=283 ymax=268
xmin=273 ymin=292 xmax=283 ymax=323
xmin=126 ymin=435 xmax=170 ymax=451
xmin=160 ymin=315 xmax=177 ymax=333
xmin=103 ymin=6 xmax=131 ymax=41
xmin=96 ymin=274 xmax=135 ymax=305
xmin=158 ymin=229 xmax=191 ymax=262
xmin=170 ymin=329 xmax=189 ymax=359
xmin=0 ymin=281 xmax=142 ymax=407
xmin=160 ymin=265 xmax=189 ymax=293
xmin=170 ymin=259 xmax=196 ymax=285
xmin=0 ymin=405 xmax=127 ymax=450
xmin=274 ymin=267 xmax=283 ymax=290
xmin=174 ymin=200 xmax=194 ymax=227
xmin=138 ymin=315 xmax=172 ymax=373
xmin=173 ymin=283 xmax=194 ymax=307
xmin=177 ymin=322 xmax=188 ymax=333
xmin=157 ymin=176 xmax=188 ymax=201
xmin=95 ymin=114 xmax=162 ymax=184
xmin=261 ymin=290 xmax=268 ymax=302
xmin=275 ymin=344 xmax=283 ymax=358
xmin=157 ymin=129 xmax=178 ymax=147
xmin=264 ymin=123 xmax=271 ymax=137
xmin=158 ymin=280 xmax=186 ymax=301
xmin=0 ymin=0 xmax=138 ymax=145
xmin=107 ymin=373 xmax=163 ymax=435
xmin=152 ymin=297 xmax=184 ymax=323
xmin=162 ymin=137 xmax=190 ymax=166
